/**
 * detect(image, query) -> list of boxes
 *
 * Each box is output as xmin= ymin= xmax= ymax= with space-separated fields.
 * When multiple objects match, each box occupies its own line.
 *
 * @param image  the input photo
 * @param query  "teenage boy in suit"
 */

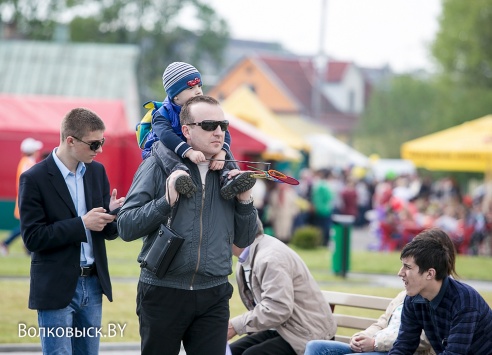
xmin=19 ymin=107 xmax=125 ymax=354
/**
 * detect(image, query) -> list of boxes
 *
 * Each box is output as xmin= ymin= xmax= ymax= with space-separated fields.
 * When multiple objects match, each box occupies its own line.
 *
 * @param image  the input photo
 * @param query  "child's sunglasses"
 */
xmin=72 ymin=136 xmax=105 ymax=151
xmin=187 ymin=120 xmax=229 ymax=132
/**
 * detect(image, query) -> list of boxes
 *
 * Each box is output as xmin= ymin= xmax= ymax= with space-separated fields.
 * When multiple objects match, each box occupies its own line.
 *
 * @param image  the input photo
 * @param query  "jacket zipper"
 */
xmin=189 ymin=183 xmax=205 ymax=290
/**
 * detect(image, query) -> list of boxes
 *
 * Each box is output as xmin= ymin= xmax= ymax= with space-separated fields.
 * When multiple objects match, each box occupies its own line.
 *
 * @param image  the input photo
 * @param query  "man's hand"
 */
xmin=237 ymin=188 xmax=254 ymax=202
xmin=227 ymin=322 xmax=237 ymax=340
xmin=226 ymin=169 xmax=254 ymax=202
xmin=83 ymin=207 xmax=117 ymax=231
xmin=209 ymin=150 xmax=226 ymax=170
xmin=186 ymin=149 xmax=206 ymax=164
xmin=109 ymin=188 xmax=125 ymax=213
xmin=349 ymin=334 xmax=375 ymax=353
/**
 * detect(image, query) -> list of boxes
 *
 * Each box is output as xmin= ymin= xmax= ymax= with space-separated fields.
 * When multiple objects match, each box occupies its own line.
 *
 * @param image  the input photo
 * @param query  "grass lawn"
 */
xmin=1 ymin=232 xmax=492 ymax=343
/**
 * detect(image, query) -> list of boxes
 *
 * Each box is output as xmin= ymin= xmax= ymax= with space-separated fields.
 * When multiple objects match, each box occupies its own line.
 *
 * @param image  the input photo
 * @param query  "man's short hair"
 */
xmin=180 ymin=95 xmax=220 ymax=125
xmin=400 ymin=228 xmax=451 ymax=280
xmin=61 ymin=108 xmax=105 ymax=140
xmin=412 ymin=228 xmax=458 ymax=278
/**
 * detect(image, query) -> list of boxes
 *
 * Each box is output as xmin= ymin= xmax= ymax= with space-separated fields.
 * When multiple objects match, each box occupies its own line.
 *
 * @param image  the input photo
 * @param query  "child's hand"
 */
xmin=209 ymin=150 xmax=226 ymax=170
xmin=187 ymin=149 xmax=206 ymax=164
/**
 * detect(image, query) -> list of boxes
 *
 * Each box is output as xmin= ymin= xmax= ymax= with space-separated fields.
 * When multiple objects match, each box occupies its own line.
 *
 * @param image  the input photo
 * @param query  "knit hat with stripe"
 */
xmin=162 ymin=62 xmax=202 ymax=100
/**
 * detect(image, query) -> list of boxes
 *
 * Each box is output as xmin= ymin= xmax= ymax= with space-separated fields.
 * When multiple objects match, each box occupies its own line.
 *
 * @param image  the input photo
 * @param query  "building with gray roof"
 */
xmin=0 ymin=40 xmax=140 ymax=126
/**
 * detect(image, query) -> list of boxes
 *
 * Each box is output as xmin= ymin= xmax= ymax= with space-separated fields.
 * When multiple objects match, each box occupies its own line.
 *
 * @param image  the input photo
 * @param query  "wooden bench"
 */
xmin=322 ymin=291 xmax=392 ymax=344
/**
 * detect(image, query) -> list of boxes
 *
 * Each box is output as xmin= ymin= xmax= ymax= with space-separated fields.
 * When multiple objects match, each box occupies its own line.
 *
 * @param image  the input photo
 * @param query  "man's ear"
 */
xmin=426 ymin=268 xmax=436 ymax=280
xmin=182 ymin=125 xmax=191 ymax=139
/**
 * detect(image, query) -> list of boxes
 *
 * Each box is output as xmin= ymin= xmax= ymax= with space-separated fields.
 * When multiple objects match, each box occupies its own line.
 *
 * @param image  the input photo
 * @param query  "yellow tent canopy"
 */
xmin=221 ymin=86 xmax=310 ymax=153
xmin=401 ymin=115 xmax=492 ymax=172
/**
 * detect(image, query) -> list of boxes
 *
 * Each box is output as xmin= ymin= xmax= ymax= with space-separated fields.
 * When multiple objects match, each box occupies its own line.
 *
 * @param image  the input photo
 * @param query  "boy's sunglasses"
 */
xmin=72 ymin=136 xmax=105 ymax=151
xmin=187 ymin=120 xmax=229 ymax=132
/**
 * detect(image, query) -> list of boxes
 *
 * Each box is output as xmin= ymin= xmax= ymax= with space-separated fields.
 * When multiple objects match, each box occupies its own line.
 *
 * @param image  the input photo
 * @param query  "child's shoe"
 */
xmin=220 ymin=172 xmax=256 ymax=200
xmin=175 ymin=175 xmax=196 ymax=198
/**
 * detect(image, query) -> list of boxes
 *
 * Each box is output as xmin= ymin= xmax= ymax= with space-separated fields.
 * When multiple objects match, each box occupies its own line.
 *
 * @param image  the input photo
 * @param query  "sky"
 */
xmin=205 ymin=0 xmax=442 ymax=73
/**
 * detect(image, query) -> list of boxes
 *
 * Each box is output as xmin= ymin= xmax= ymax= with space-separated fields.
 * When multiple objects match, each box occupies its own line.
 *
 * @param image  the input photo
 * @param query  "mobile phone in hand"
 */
xmin=108 ymin=207 xmax=121 ymax=216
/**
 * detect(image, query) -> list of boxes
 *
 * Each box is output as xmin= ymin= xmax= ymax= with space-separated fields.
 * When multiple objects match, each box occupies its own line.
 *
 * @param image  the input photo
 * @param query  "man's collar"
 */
xmin=412 ymin=276 xmax=449 ymax=308
xmin=53 ymin=147 xmax=86 ymax=177
xmin=238 ymin=235 xmax=264 ymax=264
xmin=429 ymin=276 xmax=449 ymax=309
xmin=238 ymin=246 xmax=250 ymax=264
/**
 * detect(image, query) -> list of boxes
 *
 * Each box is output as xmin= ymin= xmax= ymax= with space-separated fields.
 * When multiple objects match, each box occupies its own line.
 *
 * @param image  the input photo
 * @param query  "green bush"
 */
xmin=291 ymin=225 xmax=322 ymax=249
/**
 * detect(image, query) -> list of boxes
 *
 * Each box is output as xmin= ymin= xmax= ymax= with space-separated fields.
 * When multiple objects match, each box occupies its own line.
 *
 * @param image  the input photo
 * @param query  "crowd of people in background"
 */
xmin=253 ymin=165 xmax=492 ymax=256
xmin=6 ymin=156 xmax=492 ymax=258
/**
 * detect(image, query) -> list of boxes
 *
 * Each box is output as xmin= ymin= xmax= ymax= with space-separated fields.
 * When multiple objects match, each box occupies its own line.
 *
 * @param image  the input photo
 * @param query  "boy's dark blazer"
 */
xmin=19 ymin=152 xmax=118 ymax=310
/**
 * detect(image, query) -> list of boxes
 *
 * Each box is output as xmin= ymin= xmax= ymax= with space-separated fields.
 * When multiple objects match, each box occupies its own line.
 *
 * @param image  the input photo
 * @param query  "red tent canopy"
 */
xmin=0 ymin=95 xmax=269 ymax=200
xmin=0 ymin=94 xmax=142 ymax=199
xmin=225 ymin=113 xmax=268 ymax=168
xmin=0 ymin=95 xmax=132 ymax=136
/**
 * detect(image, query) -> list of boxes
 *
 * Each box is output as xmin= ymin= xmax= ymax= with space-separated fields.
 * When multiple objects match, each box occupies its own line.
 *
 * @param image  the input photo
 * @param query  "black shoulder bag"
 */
xmin=140 ymin=175 xmax=185 ymax=279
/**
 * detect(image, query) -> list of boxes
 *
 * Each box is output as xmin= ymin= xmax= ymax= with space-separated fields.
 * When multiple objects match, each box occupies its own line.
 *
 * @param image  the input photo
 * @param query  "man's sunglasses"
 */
xmin=72 ymin=136 xmax=105 ymax=151
xmin=187 ymin=120 xmax=229 ymax=132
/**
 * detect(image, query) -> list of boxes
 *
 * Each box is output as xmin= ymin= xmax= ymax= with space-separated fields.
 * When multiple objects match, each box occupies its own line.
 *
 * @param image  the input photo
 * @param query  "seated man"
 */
xmin=227 ymin=218 xmax=336 ymax=355
xmin=305 ymin=226 xmax=461 ymax=355
xmin=390 ymin=228 xmax=492 ymax=354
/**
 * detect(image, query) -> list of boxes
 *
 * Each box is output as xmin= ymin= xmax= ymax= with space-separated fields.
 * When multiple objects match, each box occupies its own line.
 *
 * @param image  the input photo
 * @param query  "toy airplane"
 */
xmin=208 ymin=159 xmax=300 ymax=185
xmin=245 ymin=165 xmax=299 ymax=185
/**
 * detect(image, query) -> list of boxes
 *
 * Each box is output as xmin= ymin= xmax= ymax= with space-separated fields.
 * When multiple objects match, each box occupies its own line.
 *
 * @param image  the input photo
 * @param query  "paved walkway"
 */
xmin=0 ymin=343 xmax=145 ymax=355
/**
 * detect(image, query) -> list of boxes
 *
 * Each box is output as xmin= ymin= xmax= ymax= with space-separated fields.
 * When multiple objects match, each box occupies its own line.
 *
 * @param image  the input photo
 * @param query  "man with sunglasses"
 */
xmin=142 ymin=61 xmax=256 ymax=200
xmin=19 ymin=108 xmax=125 ymax=355
xmin=118 ymin=95 xmax=258 ymax=355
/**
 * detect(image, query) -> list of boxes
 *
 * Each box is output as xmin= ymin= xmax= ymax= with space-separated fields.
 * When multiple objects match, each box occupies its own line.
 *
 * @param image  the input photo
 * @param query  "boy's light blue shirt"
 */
xmin=52 ymin=148 xmax=94 ymax=265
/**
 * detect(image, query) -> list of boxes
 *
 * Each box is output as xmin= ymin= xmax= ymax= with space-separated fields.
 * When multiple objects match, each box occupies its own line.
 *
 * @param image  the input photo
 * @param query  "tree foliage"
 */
xmin=356 ymin=0 xmax=492 ymax=160
xmin=432 ymin=0 xmax=492 ymax=89
xmin=355 ymin=73 xmax=492 ymax=159
xmin=354 ymin=75 xmax=438 ymax=158
xmin=0 ymin=0 xmax=230 ymax=99
xmin=0 ymin=0 xmax=65 ymax=40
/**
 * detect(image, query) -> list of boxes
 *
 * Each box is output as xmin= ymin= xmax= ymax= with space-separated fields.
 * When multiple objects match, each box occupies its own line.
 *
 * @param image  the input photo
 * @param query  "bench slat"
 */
xmin=321 ymin=290 xmax=393 ymax=344
xmin=333 ymin=314 xmax=377 ymax=330
xmin=323 ymin=291 xmax=391 ymax=310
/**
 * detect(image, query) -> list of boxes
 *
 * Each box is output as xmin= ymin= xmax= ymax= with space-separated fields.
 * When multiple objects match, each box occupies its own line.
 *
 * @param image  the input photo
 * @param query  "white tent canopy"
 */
xmin=370 ymin=159 xmax=416 ymax=182
xmin=308 ymin=134 xmax=369 ymax=170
